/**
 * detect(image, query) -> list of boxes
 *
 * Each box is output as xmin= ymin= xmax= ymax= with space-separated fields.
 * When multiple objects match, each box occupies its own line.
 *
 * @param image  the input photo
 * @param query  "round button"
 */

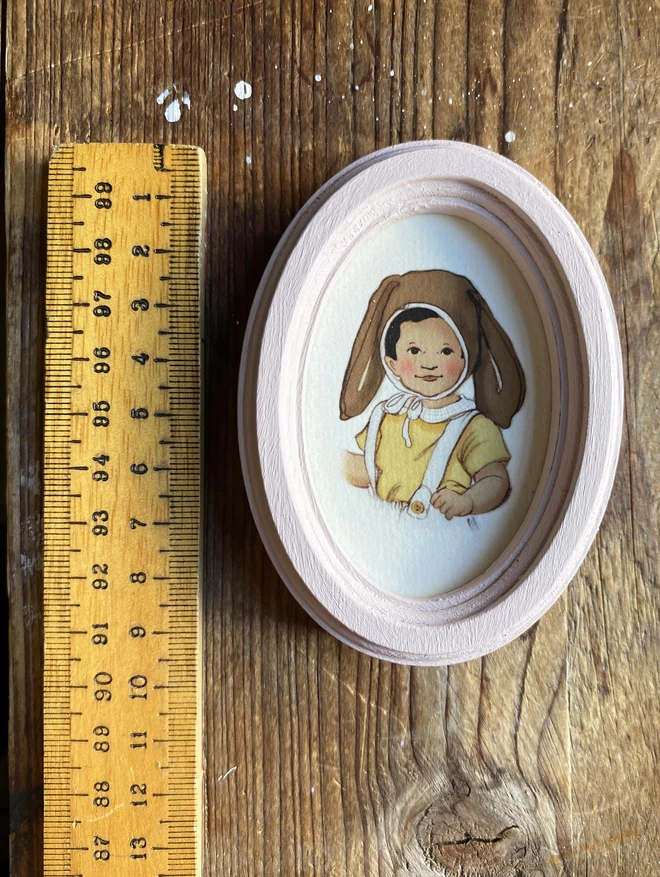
xmin=410 ymin=500 xmax=425 ymax=515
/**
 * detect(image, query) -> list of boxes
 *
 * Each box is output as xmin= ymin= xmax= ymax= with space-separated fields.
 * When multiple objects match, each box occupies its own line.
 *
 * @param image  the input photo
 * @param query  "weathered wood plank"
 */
xmin=7 ymin=1 xmax=658 ymax=875
xmin=552 ymin=2 xmax=660 ymax=873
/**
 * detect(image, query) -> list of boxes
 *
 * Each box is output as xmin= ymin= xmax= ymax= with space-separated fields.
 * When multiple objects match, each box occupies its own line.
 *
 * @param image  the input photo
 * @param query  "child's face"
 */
xmin=385 ymin=317 xmax=465 ymax=397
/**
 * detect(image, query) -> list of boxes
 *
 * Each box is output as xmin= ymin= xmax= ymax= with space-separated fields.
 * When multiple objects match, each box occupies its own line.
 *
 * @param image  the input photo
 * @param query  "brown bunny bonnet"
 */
xmin=339 ymin=269 xmax=526 ymax=428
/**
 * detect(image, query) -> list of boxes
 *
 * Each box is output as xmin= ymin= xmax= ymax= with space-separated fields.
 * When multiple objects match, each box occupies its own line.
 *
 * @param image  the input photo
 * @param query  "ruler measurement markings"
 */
xmin=44 ymin=145 xmax=74 ymax=877
xmin=45 ymin=144 xmax=203 ymax=877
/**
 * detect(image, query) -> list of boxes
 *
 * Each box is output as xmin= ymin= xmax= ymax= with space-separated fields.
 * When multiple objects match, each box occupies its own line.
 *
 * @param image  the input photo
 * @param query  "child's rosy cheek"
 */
xmin=446 ymin=358 xmax=463 ymax=380
xmin=398 ymin=358 xmax=415 ymax=376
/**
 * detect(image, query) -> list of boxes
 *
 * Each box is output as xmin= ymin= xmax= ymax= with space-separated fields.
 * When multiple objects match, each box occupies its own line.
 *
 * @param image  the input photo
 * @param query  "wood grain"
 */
xmin=6 ymin=1 xmax=658 ymax=875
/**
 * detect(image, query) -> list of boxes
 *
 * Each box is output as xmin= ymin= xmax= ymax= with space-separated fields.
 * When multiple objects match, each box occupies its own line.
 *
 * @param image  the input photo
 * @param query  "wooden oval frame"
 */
xmin=238 ymin=141 xmax=623 ymax=665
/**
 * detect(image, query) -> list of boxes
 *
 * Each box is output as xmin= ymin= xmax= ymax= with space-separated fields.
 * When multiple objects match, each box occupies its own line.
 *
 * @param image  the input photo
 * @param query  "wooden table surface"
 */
xmin=7 ymin=1 xmax=659 ymax=875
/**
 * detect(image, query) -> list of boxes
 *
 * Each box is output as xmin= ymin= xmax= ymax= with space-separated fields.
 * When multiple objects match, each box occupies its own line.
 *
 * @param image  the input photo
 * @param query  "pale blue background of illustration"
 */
xmin=302 ymin=213 xmax=553 ymax=597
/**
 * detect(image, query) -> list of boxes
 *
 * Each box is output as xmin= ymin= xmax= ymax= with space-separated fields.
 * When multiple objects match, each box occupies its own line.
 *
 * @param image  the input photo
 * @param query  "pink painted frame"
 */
xmin=238 ymin=141 xmax=623 ymax=665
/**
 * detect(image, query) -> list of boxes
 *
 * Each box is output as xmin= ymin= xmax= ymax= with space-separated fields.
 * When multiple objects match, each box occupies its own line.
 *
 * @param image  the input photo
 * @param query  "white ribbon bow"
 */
xmin=383 ymin=393 xmax=425 ymax=447
xmin=382 ymin=392 xmax=478 ymax=448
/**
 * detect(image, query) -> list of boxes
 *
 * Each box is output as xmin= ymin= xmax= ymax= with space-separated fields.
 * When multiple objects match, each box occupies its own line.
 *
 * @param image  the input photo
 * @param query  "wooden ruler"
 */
xmin=44 ymin=143 xmax=205 ymax=877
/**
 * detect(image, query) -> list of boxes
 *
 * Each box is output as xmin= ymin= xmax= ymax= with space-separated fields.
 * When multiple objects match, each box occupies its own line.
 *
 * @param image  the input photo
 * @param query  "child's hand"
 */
xmin=431 ymin=488 xmax=473 ymax=520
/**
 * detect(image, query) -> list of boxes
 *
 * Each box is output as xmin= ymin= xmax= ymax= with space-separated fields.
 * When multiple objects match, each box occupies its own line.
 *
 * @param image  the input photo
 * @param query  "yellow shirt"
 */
xmin=356 ymin=412 xmax=511 ymax=503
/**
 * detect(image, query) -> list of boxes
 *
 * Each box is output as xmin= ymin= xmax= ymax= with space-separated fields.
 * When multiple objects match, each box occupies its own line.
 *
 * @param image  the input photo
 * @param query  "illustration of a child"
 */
xmin=340 ymin=270 xmax=526 ymax=520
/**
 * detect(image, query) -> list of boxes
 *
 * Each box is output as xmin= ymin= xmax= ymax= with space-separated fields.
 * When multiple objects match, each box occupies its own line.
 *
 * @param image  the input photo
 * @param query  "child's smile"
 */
xmin=384 ymin=317 xmax=465 ymax=399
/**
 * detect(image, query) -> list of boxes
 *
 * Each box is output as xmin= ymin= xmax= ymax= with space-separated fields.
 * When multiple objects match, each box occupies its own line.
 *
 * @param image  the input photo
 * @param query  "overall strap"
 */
xmin=363 ymin=402 xmax=386 ymax=492
xmin=422 ymin=409 xmax=479 ymax=494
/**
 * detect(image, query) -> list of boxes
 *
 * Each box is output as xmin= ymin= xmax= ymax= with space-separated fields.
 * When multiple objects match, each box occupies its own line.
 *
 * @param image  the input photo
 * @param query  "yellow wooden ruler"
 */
xmin=44 ymin=143 xmax=205 ymax=877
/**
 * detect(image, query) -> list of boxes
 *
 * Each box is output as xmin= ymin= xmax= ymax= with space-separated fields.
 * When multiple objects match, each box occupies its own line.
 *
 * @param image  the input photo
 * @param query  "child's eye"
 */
xmin=408 ymin=346 xmax=421 ymax=355
xmin=441 ymin=347 xmax=454 ymax=356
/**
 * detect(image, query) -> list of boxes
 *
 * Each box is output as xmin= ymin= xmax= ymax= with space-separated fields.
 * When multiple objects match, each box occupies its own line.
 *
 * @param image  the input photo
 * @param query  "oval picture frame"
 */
xmin=239 ymin=141 xmax=623 ymax=665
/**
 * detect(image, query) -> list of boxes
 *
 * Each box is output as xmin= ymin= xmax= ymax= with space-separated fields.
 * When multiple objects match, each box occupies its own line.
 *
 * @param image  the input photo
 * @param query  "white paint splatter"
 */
xmin=587 ymin=60 xmax=592 ymax=66
xmin=234 ymin=80 xmax=252 ymax=100
xmin=233 ymin=104 xmax=238 ymax=111
xmin=390 ymin=69 xmax=394 ymax=77
xmin=315 ymin=74 xmax=322 ymax=82
xmin=156 ymin=85 xmax=174 ymax=105
xmin=20 ymin=461 xmax=40 ymax=494
xmin=164 ymin=99 xmax=182 ymax=123
xmin=245 ymin=155 xmax=252 ymax=165
xmin=21 ymin=554 xmax=36 ymax=576
xmin=504 ymin=130 xmax=516 ymax=143
xmin=448 ymin=97 xmax=453 ymax=105
xmin=368 ymin=3 xmax=373 ymax=10
xmin=218 ymin=766 xmax=237 ymax=781
xmin=157 ymin=84 xmax=191 ymax=122
xmin=23 ymin=602 xmax=42 ymax=627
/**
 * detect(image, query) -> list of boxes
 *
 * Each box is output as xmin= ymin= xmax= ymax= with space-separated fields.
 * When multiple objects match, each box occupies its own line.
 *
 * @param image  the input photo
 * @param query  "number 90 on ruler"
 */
xmin=44 ymin=144 xmax=206 ymax=877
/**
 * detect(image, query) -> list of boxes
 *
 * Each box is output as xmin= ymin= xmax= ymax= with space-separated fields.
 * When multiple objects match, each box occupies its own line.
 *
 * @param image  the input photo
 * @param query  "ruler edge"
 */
xmin=187 ymin=142 xmax=207 ymax=877
xmin=44 ymin=142 xmax=75 ymax=876
xmin=43 ymin=142 xmax=208 ymax=877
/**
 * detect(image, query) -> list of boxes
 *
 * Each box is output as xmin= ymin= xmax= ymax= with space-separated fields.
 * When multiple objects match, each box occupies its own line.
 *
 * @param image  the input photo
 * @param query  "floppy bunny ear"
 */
xmin=469 ymin=290 xmax=526 ymax=428
xmin=339 ymin=275 xmax=401 ymax=420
